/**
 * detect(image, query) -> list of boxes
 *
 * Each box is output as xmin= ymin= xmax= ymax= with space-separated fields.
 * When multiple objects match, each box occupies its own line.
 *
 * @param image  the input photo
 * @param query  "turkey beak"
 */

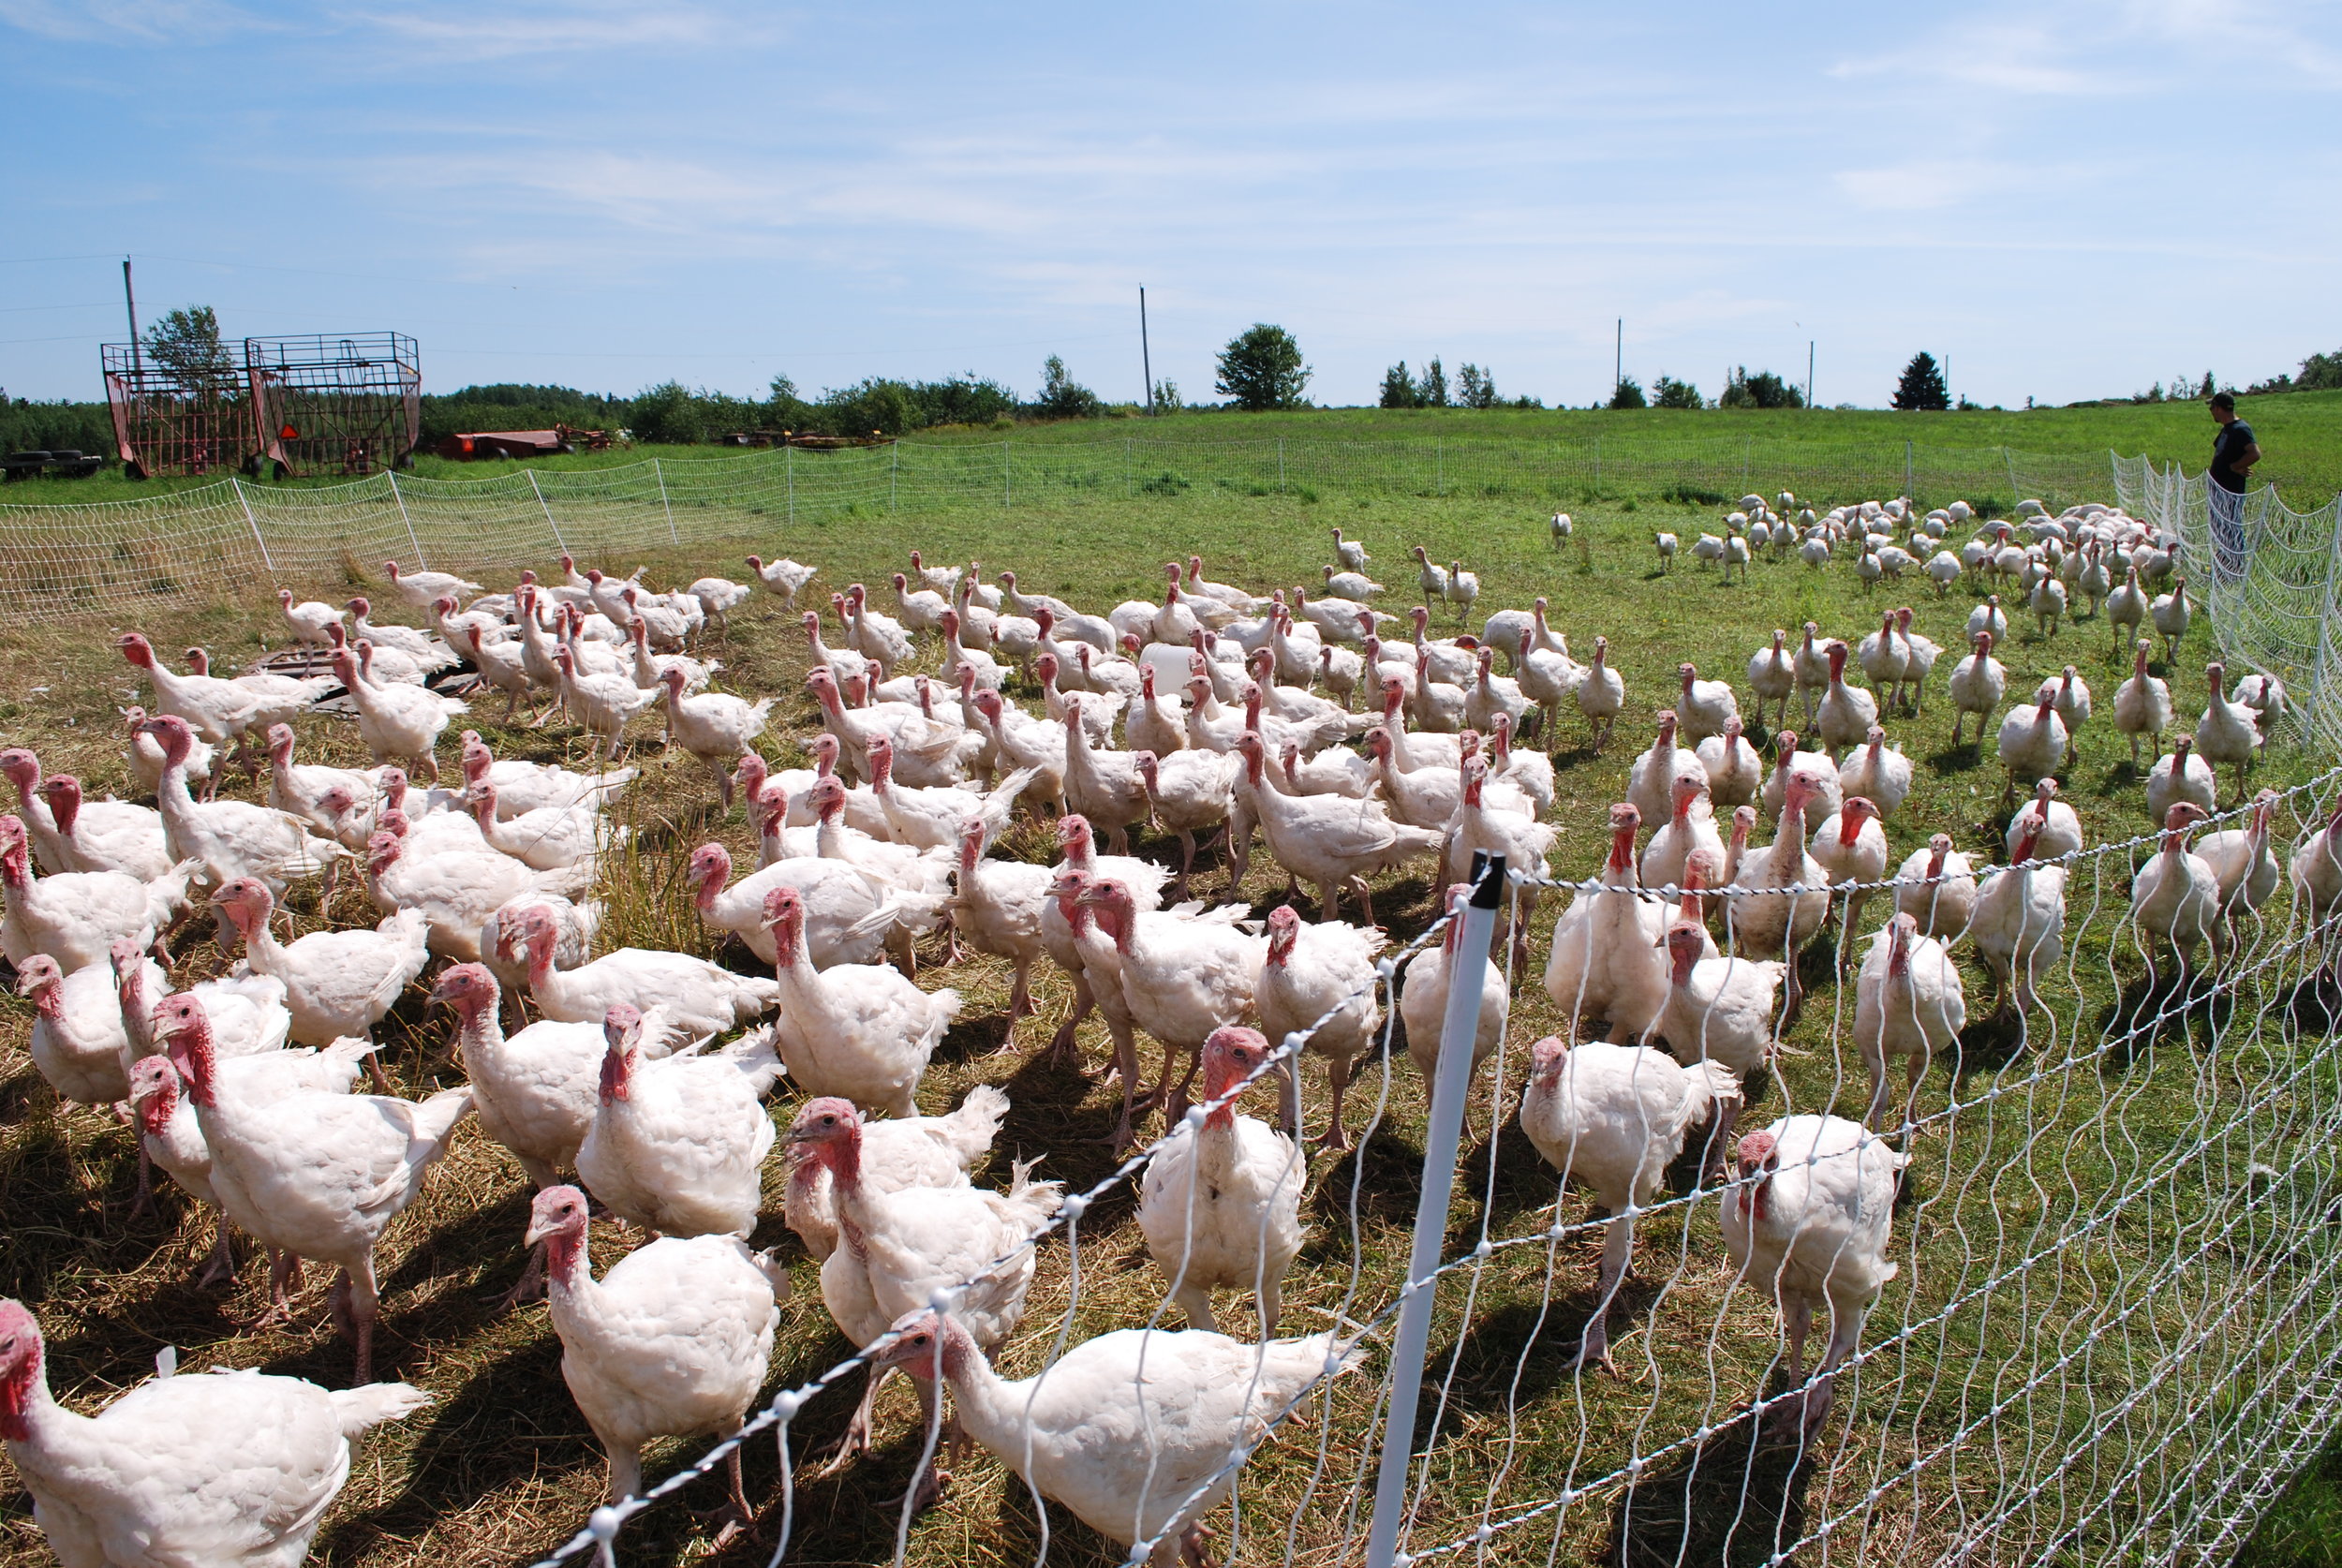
xmin=521 ymin=1213 xmax=560 ymax=1249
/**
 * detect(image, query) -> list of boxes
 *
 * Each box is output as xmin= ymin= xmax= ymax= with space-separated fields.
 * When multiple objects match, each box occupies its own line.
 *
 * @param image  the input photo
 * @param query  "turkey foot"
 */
xmin=243 ymin=1251 xmax=303 ymax=1331
xmin=811 ymin=1369 xmax=881 ymax=1475
xmin=501 ymin=1243 xmax=549 ymax=1307
xmin=692 ymin=1449 xmax=761 ymax=1547
xmin=195 ymin=1223 xmax=237 ymax=1289
xmin=1178 ymin=1521 xmax=1216 ymax=1568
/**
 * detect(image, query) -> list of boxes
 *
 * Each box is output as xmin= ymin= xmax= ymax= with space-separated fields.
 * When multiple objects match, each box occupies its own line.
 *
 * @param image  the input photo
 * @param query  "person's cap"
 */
xmin=2209 ymin=391 xmax=2236 ymax=411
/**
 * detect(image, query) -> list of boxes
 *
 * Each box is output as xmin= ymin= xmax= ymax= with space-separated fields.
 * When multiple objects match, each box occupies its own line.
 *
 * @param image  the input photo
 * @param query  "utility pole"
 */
xmin=122 ymin=257 xmax=142 ymax=373
xmin=1139 ymin=287 xmax=1154 ymax=414
xmin=1807 ymin=340 xmax=1815 ymax=409
xmin=1613 ymin=318 xmax=1622 ymax=405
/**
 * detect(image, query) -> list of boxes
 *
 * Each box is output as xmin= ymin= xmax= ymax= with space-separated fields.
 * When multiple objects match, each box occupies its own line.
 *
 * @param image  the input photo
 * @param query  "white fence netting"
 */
xmin=519 ymin=772 xmax=2342 ymax=1568
xmin=0 ymin=436 xmax=2108 ymax=627
xmin=2114 ymin=452 xmax=2342 ymax=755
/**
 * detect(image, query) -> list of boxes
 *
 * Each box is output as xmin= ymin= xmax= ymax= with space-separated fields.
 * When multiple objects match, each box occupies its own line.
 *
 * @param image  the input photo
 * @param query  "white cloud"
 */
xmin=1833 ymin=159 xmax=2018 ymax=212
xmin=1831 ymin=15 xmax=2130 ymax=95
xmin=334 ymin=0 xmax=760 ymax=59
xmin=0 ymin=0 xmax=265 ymax=43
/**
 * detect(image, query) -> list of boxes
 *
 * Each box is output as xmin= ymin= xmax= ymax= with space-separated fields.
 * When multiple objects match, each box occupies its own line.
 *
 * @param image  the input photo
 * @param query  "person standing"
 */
xmin=2207 ymin=392 xmax=2260 ymax=581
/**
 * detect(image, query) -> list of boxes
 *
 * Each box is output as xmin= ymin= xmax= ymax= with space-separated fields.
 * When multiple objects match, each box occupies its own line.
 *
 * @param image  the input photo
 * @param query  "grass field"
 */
xmin=7 ymin=390 xmax=2341 ymax=510
xmin=1 ymin=474 xmax=2338 ymax=1568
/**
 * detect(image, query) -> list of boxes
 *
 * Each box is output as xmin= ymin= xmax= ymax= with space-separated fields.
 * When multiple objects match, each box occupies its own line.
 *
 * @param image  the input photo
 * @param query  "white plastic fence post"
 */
xmin=526 ymin=469 xmax=565 ymax=553
xmin=1003 ymin=440 xmax=1011 ymax=508
xmin=1365 ymin=852 xmax=1505 ymax=1568
xmin=653 ymin=458 xmax=678 ymax=545
xmin=230 ymin=477 xmax=274 ymax=572
xmin=1436 ymin=437 xmax=1444 ymax=496
xmin=386 ymin=470 xmax=428 ymax=570
xmin=2010 ymin=445 xmax=2023 ymax=502
xmin=1905 ymin=438 xmax=1914 ymax=502
xmin=786 ymin=442 xmax=794 ymax=524
xmin=889 ymin=441 xmax=897 ymax=512
xmin=1279 ymin=436 xmax=1286 ymax=494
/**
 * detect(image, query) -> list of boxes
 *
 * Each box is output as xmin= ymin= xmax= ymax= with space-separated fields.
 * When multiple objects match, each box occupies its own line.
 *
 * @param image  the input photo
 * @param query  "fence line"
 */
xmin=0 ymin=436 xmax=2111 ymax=626
xmin=497 ymin=762 xmax=2342 ymax=1568
xmin=2114 ymin=452 xmax=2342 ymax=754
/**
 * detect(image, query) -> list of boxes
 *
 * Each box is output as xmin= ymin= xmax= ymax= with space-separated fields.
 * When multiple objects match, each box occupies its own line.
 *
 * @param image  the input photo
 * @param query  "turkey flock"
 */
xmin=0 ymin=489 xmax=2331 ymax=1568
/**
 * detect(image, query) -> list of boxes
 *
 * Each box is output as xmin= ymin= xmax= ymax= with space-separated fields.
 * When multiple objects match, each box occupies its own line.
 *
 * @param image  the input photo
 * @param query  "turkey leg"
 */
xmin=1571 ymin=1211 xmax=1635 ymax=1375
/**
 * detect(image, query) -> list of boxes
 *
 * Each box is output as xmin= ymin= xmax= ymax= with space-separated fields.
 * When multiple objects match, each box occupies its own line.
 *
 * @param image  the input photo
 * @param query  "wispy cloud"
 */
xmin=0 ymin=0 xmax=266 ymax=44
xmin=1833 ymin=158 xmax=2022 ymax=213
xmin=1830 ymin=17 xmax=2124 ymax=95
xmin=335 ymin=0 xmax=763 ymax=59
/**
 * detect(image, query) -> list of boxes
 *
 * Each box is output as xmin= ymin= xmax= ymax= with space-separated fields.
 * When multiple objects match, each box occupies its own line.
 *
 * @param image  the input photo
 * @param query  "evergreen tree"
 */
xmin=1608 ymin=376 xmax=1647 ymax=410
xmin=1892 ymin=352 xmax=1950 ymax=411
xmin=1457 ymin=362 xmax=1497 ymax=408
xmin=1652 ymin=376 xmax=1704 ymax=409
xmin=1379 ymin=362 xmax=1420 ymax=408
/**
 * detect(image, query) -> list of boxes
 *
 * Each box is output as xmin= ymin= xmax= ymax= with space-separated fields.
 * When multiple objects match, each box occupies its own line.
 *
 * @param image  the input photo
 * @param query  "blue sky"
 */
xmin=2 ymin=0 xmax=2336 ymax=410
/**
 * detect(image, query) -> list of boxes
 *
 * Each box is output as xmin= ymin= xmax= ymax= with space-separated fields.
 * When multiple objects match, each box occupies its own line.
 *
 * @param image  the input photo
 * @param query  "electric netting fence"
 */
xmin=519 ymin=771 xmax=2342 ymax=1568
xmin=0 ymin=437 xmax=2110 ymax=627
xmin=2114 ymin=453 xmax=2342 ymax=755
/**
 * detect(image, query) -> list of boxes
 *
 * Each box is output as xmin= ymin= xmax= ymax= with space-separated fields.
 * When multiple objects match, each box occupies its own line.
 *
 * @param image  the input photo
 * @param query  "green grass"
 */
xmin=2 ymin=479 xmax=2339 ymax=1567
xmin=7 ymin=389 xmax=2342 ymax=510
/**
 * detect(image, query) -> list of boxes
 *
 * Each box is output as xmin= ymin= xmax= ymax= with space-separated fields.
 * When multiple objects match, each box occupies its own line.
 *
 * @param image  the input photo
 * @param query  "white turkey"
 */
xmin=1722 ymin=1116 xmax=1907 ymax=1436
xmin=1135 ymin=1025 xmax=1305 ymax=1336
xmin=0 ymin=814 xmax=192 ymax=973
xmin=782 ymin=1083 xmax=1010 ymax=1262
xmin=497 ymin=902 xmax=780 ymax=1039
xmin=1852 ymin=913 xmax=1965 ymax=1132
xmin=1401 ymin=883 xmax=1511 ymax=1113
xmin=1893 ymin=834 xmax=1978 ymax=940
xmin=1075 ymin=873 xmax=1264 ymax=1123
xmin=1973 ymin=814 xmax=2068 ymax=1019
xmin=1257 ymin=904 xmax=1385 ymax=1150
xmin=785 ymin=1099 xmax=1062 ymax=1488
xmin=864 ymin=1307 xmax=1358 ymax=1567
xmin=0 ymin=751 xmax=168 ymax=881
xmin=1519 ymin=1034 xmax=1740 ymax=1368
xmin=762 ymin=884 xmax=959 ymax=1117
xmin=0 ymin=1299 xmax=430 ymax=1567
xmin=523 ymin=1186 xmax=785 ymax=1538
xmin=1544 ymin=804 xmax=1669 ymax=1045
xmin=381 ymin=559 xmax=482 ymax=608
xmin=575 ymin=1003 xmax=782 ymax=1239
xmin=2130 ymin=802 xmax=2220 ymax=984
xmin=156 ymin=990 xmax=473 ymax=1383
xmin=210 ymin=878 xmax=429 ymax=1053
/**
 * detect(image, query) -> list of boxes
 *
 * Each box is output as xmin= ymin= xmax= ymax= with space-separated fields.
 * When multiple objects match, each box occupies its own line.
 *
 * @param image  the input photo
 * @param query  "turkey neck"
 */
xmin=0 ymin=1330 xmax=63 ymax=1445
xmin=1771 ymin=794 xmax=1812 ymax=877
xmin=541 ymin=1221 xmax=590 ymax=1296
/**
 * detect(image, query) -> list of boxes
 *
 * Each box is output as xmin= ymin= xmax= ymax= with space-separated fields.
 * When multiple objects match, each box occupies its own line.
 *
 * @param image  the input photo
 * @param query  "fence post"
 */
xmin=653 ymin=458 xmax=678 ymax=546
xmin=1436 ymin=438 xmax=1444 ymax=497
xmin=2005 ymin=444 xmax=2020 ymax=503
xmin=230 ymin=477 xmax=274 ymax=572
xmin=526 ymin=469 xmax=565 ymax=553
xmin=1003 ymin=440 xmax=1011 ymax=509
xmin=1742 ymin=436 xmax=1751 ymax=491
xmin=1593 ymin=435 xmax=1601 ymax=492
xmin=1279 ymin=436 xmax=1286 ymax=494
xmin=386 ymin=470 xmax=429 ymax=570
xmin=1364 ymin=852 xmax=1505 ymax=1568
xmin=1126 ymin=436 xmax=1133 ymax=499
xmin=889 ymin=441 xmax=898 ymax=513
xmin=786 ymin=442 xmax=794 ymax=525
xmin=1905 ymin=439 xmax=1914 ymax=503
